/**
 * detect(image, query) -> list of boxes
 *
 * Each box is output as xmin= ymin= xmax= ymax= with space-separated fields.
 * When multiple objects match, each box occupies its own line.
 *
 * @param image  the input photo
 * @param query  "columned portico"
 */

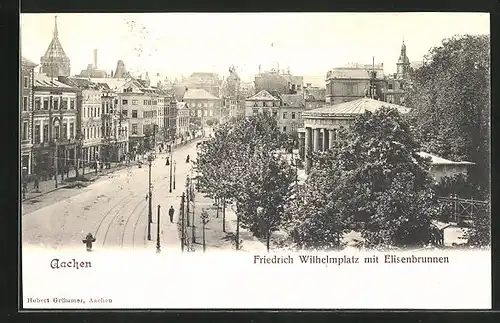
xmin=329 ymin=130 xmax=335 ymax=149
xmin=313 ymin=128 xmax=320 ymax=152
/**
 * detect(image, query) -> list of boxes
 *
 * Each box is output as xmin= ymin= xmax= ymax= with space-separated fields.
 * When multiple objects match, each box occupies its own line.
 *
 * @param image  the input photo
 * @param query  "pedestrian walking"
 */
xmin=34 ymin=175 xmax=40 ymax=192
xmin=168 ymin=205 xmax=174 ymax=223
xmin=165 ymin=157 xmax=170 ymax=166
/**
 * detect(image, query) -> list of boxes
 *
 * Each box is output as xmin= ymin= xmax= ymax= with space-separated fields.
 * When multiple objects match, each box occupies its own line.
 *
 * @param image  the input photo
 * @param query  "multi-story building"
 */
xmin=325 ymin=41 xmax=412 ymax=105
xmin=254 ymin=69 xmax=304 ymax=97
xmin=59 ymin=78 xmax=104 ymax=164
xmin=115 ymin=80 xmax=159 ymax=154
xmin=100 ymin=89 xmax=128 ymax=162
xmin=304 ymin=83 xmax=326 ymax=110
xmin=279 ymin=94 xmax=305 ymax=133
xmin=245 ymin=90 xmax=281 ymax=118
xmin=40 ymin=16 xmax=71 ymax=78
xmin=165 ymin=100 xmax=177 ymax=143
xmin=32 ymin=73 xmax=78 ymax=179
xmin=182 ymin=88 xmax=221 ymax=128
xmin=176 ymin=102 xmax=190 ymax=140
xmin=176 ymin=72 xmax=221 ymax=99
xmin=325 ymin=62 xmax=385 ymax=104
xmin=21 ymin=57 xmax=37 ymax=176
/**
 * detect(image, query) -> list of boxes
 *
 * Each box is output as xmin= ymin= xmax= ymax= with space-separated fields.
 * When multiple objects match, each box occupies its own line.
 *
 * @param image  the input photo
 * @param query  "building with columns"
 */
xmin=21 ymin=57 xmax=37 ymax=176
xmin=40 ymin=16 xmax=71 ymax=78
xmin=32 ymin=73 xmax=78 ymax=179
xmin=299 ymin=98 xmax=411 ymax=173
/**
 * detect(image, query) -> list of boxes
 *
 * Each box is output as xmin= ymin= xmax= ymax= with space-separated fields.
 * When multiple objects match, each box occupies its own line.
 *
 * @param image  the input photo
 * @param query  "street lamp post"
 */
xmin=147 ymin=154 xmax=153 ymax=241
xmin=169 ymin=149 xmax=173 ymax=193
xmin=156 ymin=205 xmax=161 ymax=253
xmin=173 ymin=161 xmax=176 ymax=190
xmin=54 ymin=140 xmax=58 ymax=188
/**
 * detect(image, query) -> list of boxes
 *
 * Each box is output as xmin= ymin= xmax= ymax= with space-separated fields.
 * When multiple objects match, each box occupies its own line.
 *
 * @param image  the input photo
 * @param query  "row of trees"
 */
xmin=195 ymin=114 xmax=295 ymax=250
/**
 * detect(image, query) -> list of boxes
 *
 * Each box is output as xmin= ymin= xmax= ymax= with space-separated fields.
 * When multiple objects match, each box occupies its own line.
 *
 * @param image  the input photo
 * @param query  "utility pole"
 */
xmin=181 ymin=192 xmax=185 ymax=252
xmin=156 ymin=205 xmax=161 ymax=253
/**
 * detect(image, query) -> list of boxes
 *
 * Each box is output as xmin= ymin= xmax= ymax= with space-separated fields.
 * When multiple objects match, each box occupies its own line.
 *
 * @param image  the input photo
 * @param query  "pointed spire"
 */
xmin=53 ymin=16 xmax=58 ymax=39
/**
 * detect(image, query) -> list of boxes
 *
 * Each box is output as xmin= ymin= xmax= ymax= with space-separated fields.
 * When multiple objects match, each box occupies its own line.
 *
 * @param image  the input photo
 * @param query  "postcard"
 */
xmin=20 ymin=12 xmax=491 ymax=310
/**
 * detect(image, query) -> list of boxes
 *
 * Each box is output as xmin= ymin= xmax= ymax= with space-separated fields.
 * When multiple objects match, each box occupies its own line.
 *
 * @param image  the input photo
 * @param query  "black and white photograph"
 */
xmin=20 ymin=12 xmax=491 ymax=309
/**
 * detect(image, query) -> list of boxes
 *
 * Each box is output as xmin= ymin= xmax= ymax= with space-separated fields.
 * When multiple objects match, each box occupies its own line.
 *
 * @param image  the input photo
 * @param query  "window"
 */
xmin=143 ymin=100 xmax=148 ymax=105
xmin=122 ymin=110 xmax=128 ymax=117
xmin=114 ymin=99 xmax=118 ymax=105
xmin=132 ymin=124 xmax=138 ymax=135
xmin=62 ymin=123 xmax=67 ymax=139
xmin=122 ymin=99 xmax=128 ymax=105
xmin=204 ymin=110 xmax=208 ymax=117
xmin=70 ymin=99 xmax=75 ymax=109
xmin=102 ymin=103 xmax=105 ymax=114
xmin=272 ymin=110 xmax=278 ymax=118
xmin=54 ymin=125 xmax=60 ymax=140
xmin=291 ymin=112 xmax=296 ymax=119
xmin=43 ymin=99 xmax=49 ymax=110
xmin=35 ymin=98 xmax=41 ymax=110
xmin=197 ymin=110 xmax=202 ymax=117
xmin=253 ymin=102 xmax=258 ymax=107
xmin=34 ymin=125 xmax=40 ymax=143
xmin=388 ymin=83 xmax=393 ymax=90
xmin=70 ymin=123 xmax=74 ymax=139
xmin=23 ymin=76 xmax=28 ymax=88
xmin=53 ymin=98 xmax=59 ymax=110
xmin=61 ymin=99 xmax=67 ymax=110
xmin=209 ymin=110 xmax=213 ymax=117
xmin=43 ymin=125 xmax=48 ymax=142
xmin=252 ymin=108 xmax=258 ymax=116
xmin=282 ymin=112 xmax=287 ymax=119
xmin=132 ymin=100 xmax=138 ymax=105
xmin=22 ymin=121 xmax=28 ymax=140
xmin=23 ymin=97 xmax=28 ymax=111
xmin=283 ymin=126 xmax=287 ymax=132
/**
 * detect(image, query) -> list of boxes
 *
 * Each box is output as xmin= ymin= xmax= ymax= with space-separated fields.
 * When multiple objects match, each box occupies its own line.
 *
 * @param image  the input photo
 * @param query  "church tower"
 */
xmin=396 ymin=40 xmax=410 ymax=79
xmin=40 ymin=16 xmax=71 ymax=77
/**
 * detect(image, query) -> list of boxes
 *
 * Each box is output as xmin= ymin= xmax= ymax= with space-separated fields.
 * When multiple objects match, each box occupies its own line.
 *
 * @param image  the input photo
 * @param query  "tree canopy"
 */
xmin=406 ymin=34 xmax=490 ymax=199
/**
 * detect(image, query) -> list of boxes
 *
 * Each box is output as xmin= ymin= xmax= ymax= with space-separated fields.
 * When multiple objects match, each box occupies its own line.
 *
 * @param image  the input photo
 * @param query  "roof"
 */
xmin=34 ymin=73 xmax=74 ymax=89
xmin=303 ymin=98 xmax=411 ymax=117
xmin=327 ymin=65 xmax=385 ymax=80
xmin=246 ymin=90 xmax=280 ymax=101
xmin=183 ymin=88 xmax=219 ymax=100
xmin=87 ymin=78 xmax=132 ymax=90
xmin=417 ymin=152 xmax=475 ymax=166
xmin=40 ymin=17 xmax=70 ymax=64
xmin=280 ymin=94 xmax=304 ymax=107
xmin=305 ymin=87 xmax=326 ymax=101
xmin=282 ymin=74 xmax=303 ymax=85
xmin=21 ymin=56 xmax=38 ymax=67
xmin=176 ymin=102 xmax=189 ymax=109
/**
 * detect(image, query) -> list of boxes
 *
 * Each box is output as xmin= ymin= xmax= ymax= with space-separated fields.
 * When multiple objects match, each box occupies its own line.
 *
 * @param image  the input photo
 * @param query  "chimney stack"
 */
xmin=94 ymin=49 xmax=98 ymax=69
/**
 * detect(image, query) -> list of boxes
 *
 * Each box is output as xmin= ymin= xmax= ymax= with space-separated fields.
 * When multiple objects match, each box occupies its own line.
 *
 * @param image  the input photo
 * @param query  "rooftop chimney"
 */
xmin=94 ymin=49 xmax=98 ymax=69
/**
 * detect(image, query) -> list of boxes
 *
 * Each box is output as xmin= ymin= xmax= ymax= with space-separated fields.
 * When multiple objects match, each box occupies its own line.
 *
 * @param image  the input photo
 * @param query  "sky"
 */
xmin=20 ymin=13 xmax=490 ymax=86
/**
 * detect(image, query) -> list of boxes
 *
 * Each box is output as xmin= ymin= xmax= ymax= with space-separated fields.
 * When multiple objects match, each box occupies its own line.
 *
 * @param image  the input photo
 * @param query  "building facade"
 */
xmin=176 ymin=102 xmax=191 ymax=139
xmin=279 ymin=94 xmax=305 ymax=133
xmin=40 ymin=16 xmax=70 ymax=78
xmin=21 ymin=57 xmax=37 ymax=176
xmin=176 ymin=72 xmax=221 ymax=99
xmin=32 ymin=74 xmax=78 ymax=179
xmin=245 ymin=90 xmax=281 ymax=118
xmin=182 ymin=88 xmax=221 ymax=128
xmin=304 ymin=83 xmax=326 ymax=110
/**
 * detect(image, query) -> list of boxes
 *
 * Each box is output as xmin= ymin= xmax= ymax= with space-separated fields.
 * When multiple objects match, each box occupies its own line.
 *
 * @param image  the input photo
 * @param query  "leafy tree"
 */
xmin=435 ymin=173 xmax=482 ymax=199
xmin=238 ymin=148 xmax=295 ymax=251
xmin=464 ymin=202 xmax=490 ymax=247
xmin=406 ymin=34 xmax=490 ymax=199
xmin=288 ymin=107 xmax=438 ymax=249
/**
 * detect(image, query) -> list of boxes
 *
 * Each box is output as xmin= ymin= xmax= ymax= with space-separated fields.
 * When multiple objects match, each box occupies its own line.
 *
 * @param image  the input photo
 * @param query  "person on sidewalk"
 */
xmin=169 ymin=205 xmax=175 ymax=223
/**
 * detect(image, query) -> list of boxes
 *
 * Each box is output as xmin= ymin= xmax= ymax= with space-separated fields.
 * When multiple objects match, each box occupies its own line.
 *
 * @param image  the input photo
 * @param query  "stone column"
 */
xmin=323 ymin=129 xmax=329 ymax=151
xmin=298 ymin=132 xmax=305 ymax=160
xmin=329 ymin=129 xmax=335 ymax=149
xmin=40 ymin=120 xmax=44 ymax=143
xmin=305 ymin=127 xmax=312 ymax=173
xmin=28 ymin=152 xmax=32 ymax=175
xmin=313 ymin=128 xmax=321 ymax=152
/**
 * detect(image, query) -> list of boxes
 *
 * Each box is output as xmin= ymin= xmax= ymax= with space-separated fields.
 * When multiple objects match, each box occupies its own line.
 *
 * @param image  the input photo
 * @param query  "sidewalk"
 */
xmin=22 ymin=162 xmax=131 ymax=202
xmin=186 ymin=192 xmax=267 ymax=252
